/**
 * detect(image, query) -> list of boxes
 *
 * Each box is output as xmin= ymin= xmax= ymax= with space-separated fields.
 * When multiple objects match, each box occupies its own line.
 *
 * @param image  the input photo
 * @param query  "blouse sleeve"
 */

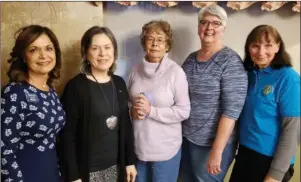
xmin=1 ymin=83 xmax=26 ymax=182
xmin=220 ymin=55 xmax=248 ymax=120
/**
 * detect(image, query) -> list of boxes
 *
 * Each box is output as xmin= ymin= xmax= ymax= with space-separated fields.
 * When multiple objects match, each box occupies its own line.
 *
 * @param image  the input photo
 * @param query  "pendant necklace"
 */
xmin=91 ymin=74 xmax=118 ymax=130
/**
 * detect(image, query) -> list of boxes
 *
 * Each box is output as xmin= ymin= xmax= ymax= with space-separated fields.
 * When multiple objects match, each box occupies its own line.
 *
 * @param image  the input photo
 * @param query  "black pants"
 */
xmin=229 ymin=145 xmax=294 ymax=182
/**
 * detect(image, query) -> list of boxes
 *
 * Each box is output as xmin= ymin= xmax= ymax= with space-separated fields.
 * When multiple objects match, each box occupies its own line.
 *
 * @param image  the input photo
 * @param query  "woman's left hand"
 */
xmin=207 ymin=149 xmax=222 ymax=175
xmin=135 ymin=94 xmax=151 ymax=115
xmin=126 ymin=165 xmax=137 ymax=182
xmin=264 ymin=176 xmax=281 ymax=182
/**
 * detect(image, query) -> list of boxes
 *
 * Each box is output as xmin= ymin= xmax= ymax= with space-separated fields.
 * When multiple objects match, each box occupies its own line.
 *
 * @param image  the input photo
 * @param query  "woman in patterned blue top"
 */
xmin=1 ymin=25 xmax=66 ymax=182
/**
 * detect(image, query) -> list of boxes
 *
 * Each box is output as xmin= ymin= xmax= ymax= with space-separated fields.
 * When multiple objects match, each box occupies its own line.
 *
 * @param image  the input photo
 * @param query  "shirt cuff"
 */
xmin=267 ymin=167 xmax=286 ymax=181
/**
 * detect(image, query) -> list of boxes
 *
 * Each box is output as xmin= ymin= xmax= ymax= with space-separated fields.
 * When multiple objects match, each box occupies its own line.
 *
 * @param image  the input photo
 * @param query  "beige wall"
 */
xmin=103 ymin=2 xmax=300 ymax=182
xmin=1 ymin=2 xmax=103 ymax=94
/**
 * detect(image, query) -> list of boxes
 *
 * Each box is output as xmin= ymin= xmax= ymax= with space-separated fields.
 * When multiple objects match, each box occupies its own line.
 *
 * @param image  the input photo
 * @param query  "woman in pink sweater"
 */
xmin=127 ymin=20 xmax=191 ymax=182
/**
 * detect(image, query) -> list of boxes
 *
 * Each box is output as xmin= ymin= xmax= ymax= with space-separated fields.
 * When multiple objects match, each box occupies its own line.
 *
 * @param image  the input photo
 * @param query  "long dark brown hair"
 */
xmin=243 ymin=24 xmax=292 ymax=72
xmin=7 ymin=25 xmax=62 ymax=86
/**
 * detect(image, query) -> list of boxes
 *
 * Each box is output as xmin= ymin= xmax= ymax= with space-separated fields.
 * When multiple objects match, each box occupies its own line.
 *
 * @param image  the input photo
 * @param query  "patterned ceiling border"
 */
xmin=92 ymin=1 xmax=300 ymax=12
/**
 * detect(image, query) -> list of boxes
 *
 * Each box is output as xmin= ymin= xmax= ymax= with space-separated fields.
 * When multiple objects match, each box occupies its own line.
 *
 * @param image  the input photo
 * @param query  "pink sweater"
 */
xmin=128 ymin=54 xmax=191 ymax=161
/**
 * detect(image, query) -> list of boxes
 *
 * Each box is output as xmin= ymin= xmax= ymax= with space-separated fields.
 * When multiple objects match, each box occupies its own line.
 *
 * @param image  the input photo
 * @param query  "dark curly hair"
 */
xmin=7 ymin=25 xmax=62 ymax=87
xmin=140 ymin=20 xmax=172 ymax=52
xmin=244 ymin=24 xmax=292 ymax=72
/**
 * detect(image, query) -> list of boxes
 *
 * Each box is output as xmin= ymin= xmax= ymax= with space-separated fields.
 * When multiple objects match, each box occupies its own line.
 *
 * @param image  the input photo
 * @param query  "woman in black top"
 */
xmin=60 ymin=26 xmax=137 ymax=182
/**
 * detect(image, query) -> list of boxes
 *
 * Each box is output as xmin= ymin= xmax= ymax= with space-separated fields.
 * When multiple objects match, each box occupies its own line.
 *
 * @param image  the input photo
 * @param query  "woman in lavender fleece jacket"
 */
xmin=127 ymin=20 xmax=191 ymax=182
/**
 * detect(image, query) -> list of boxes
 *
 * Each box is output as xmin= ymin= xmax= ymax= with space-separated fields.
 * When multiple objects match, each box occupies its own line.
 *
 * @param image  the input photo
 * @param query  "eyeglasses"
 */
xmin=145 ymin=36 xmax=166 ymax=45
xmin=199 ymin=20 xmax=222 ymax=29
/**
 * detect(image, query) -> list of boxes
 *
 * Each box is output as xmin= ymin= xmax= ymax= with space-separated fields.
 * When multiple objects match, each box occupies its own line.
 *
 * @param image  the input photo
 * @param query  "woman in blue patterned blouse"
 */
xmin=1 ymin=25 xmax=66 ymax=182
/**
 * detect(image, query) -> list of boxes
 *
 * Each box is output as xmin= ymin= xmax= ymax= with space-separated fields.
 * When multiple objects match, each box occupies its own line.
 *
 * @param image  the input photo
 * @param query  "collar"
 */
xmin=139 ymin=53 xmax=170 ymax=81
xmin=253 ymin=66 xmax=275 ymax=75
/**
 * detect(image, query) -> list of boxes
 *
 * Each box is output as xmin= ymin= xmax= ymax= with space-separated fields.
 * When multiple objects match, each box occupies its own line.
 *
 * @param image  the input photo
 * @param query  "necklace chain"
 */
xmin=29 ymin=80 xmax=47 ymax=89
xmin=91 ymin=74 xmax=116 ymax=115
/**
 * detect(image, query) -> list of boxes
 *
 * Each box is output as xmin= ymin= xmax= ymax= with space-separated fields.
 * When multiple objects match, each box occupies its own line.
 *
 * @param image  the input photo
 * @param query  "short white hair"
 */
xmin=198 ymin=4 xmax=228 ymax=26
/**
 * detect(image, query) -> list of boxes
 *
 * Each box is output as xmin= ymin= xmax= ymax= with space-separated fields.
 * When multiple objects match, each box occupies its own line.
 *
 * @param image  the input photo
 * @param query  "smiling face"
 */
xmin=25 ymin=33 xmax=56 ymax=77
xmin=86 ymin=33 xmax=115 ymax=74
xmin=249 ymin=34 xmax=280 ymax=69
xmin=198 ymin=12 xmax=225 ymax=45
xmin=144 ymin=29 xmax=169 ymax=63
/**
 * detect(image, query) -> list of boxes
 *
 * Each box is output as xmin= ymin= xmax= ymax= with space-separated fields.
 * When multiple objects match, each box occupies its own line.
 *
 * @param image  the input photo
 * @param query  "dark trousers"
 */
xmin=229 ymin=145 xmax=294 ymax=182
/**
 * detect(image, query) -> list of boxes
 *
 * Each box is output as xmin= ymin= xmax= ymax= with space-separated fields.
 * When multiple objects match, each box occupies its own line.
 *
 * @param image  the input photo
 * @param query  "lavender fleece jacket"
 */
xmin=128 ymin=54 xmax=191 ymax=161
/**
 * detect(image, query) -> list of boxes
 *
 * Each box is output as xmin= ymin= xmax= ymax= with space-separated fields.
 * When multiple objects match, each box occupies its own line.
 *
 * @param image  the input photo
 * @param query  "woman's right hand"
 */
xmin=131 ymin=106 xmax=145 ymax=120
xmin=72 ymin=179 xmax=82 ymax=182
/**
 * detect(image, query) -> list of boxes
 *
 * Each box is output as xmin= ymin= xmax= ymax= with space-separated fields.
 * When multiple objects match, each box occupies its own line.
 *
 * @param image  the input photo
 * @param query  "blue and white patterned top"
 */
xmin=1 ymin=82 xmax=66 ymax=182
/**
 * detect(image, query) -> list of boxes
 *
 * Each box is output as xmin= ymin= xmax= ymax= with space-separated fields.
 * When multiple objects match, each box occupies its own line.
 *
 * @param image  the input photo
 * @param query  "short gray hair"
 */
xmin=198 ymin=4 xmax=228 ymax=26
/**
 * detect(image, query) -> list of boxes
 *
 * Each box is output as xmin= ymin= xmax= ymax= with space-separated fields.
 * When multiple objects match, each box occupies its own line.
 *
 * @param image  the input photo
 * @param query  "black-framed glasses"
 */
xmin=199 ymin=20 xmax=222 ymax=28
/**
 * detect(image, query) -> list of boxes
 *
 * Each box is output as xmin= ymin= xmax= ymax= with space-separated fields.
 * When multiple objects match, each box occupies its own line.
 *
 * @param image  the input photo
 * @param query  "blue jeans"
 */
xmin=179 ymin=137 xmax=237 ymax=182
xmin=135 ymin=149 xmax=181 ymax=182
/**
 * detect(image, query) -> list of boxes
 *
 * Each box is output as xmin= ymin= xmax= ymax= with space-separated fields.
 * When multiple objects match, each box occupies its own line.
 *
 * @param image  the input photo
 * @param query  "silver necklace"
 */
xmin=91 ymin=74 xmax=118 ymax=130
xmin=29 ymin=80 xmax=47 ymax=89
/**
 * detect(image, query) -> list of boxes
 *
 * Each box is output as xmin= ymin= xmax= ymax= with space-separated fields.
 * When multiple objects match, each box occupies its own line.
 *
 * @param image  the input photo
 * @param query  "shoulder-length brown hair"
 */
xmin=79 ymin=26 xmax=118 ymax=76
xmin=7 ymin=25 xmax=62 ymax=87
xmin=243 ymin=24 xmax=292 ymax=72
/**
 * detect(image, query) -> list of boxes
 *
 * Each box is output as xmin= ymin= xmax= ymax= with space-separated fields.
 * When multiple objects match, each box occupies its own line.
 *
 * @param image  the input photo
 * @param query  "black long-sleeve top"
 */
xmin=88 ymin=78 xmax=119 ymax=172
